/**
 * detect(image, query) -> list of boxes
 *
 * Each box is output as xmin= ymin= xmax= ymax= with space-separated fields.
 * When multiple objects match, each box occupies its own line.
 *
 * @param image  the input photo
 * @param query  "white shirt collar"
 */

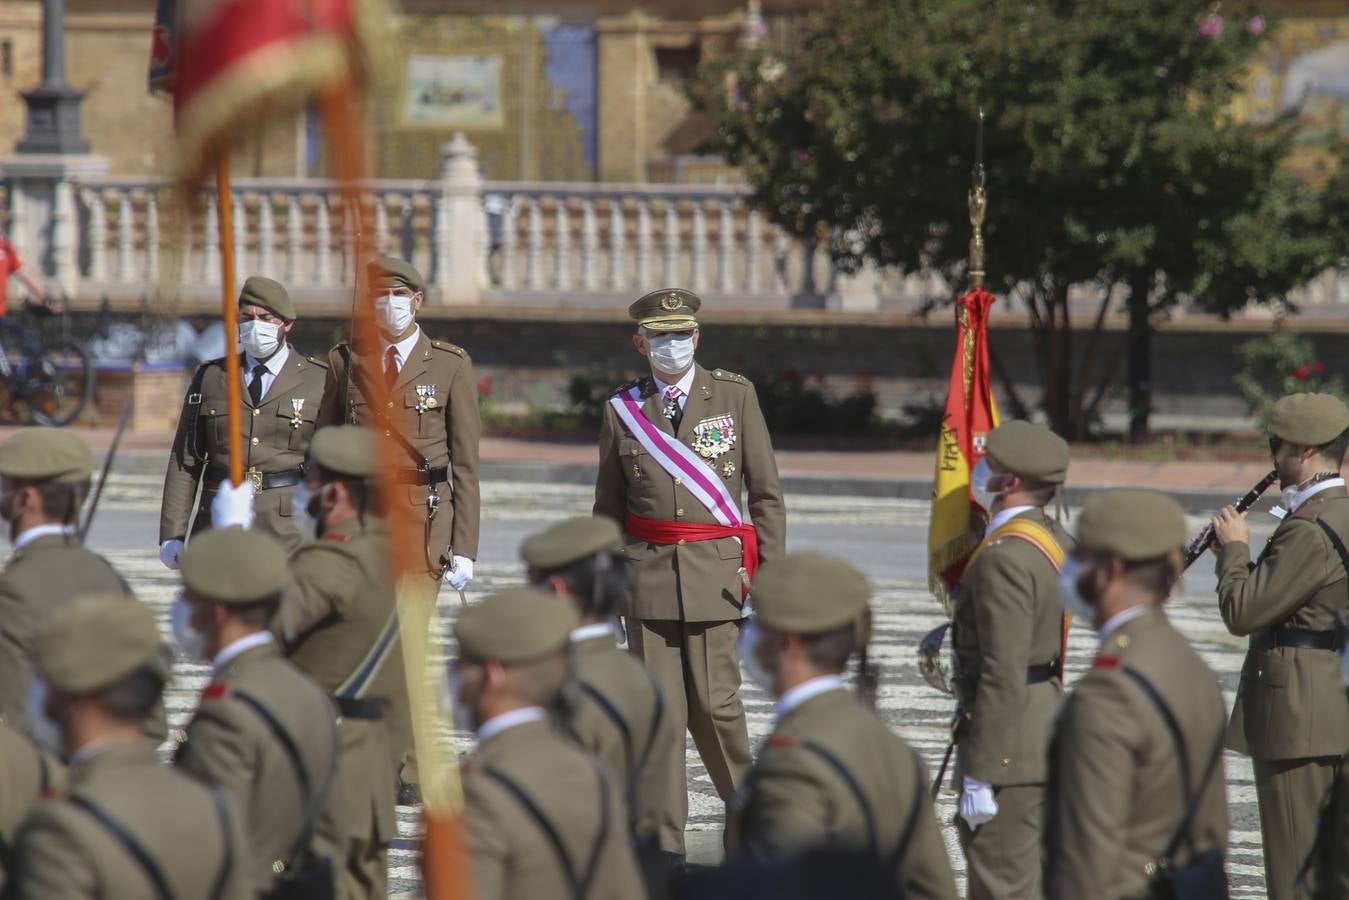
xmin=1097 ymin=604 xmax=1150 ymax=647
xmin=380 ymin=325 xmax=422 ymax=369
xmin=211 ymin=631 xmax=274 ymax=675
xmin=653 ymin=367 xmax=697 ymax=399
xmin=476 ymin=706 xmax=548 ymax=745
xmin=245 ymin=343 xmax=289 ymax=377
xmin=570 ymin=623 xmax=615 ymax=643
xmin=13 ymin=523 xmax=74 ymax=551
xmin=772 ymin=674 xmax=846 ymax=723
xmin=985 ymin=505 xmax=1037 ymax=537
xmin=1290 ymin=477 xmax=1344 ymax=513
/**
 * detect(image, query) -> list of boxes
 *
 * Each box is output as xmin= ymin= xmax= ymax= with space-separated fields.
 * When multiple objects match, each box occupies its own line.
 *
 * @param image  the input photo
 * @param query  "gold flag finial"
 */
xmin=967 ymin=109 xmax=987 ymax=290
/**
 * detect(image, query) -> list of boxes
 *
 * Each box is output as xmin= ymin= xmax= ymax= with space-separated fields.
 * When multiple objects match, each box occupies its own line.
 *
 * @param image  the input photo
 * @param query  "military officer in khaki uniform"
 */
xmin=594 ymin=288 xmax=787 ymax=853
xmin=451 ymin=586 xmax=647 ymax=900
xmin=521 ymin=515 xmax=679 ymax=872
xmin=1047 ymin=490 xmax=1229 ymax=899
xmin=0 ymin=721 xmax=61 ymax=890
xmin=8 ymin=595 xmax=250 ymax=900
xmin=160 ymin=276 xmax=328 ymax=560
xmin=0 ymin=429 xmax=153 ymax=735
xmin=726 ymin=553 xmax=957 ymax=899
xmin=951 ymin=420 xmax=1071 ymax=899
xmin=172 ymin=528 xmax=344 ymax=895
xmin=1210 ymin=393 xmax=1349 ymax=900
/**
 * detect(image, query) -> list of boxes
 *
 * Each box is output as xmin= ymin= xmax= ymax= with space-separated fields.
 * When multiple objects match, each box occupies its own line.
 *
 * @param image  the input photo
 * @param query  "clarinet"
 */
xmin=1182 ymin=469 xmax=1279 ymax=571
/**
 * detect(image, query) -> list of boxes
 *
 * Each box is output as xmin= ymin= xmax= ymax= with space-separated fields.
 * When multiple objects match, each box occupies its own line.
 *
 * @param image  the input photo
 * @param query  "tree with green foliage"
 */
xmin=691 ymin=0 xmax=1345 ymax=439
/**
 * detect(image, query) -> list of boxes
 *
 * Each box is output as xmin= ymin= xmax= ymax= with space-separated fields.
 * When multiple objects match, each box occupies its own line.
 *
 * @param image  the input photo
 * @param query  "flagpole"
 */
xmin=216 ymin=152 xmax=244 ymax=487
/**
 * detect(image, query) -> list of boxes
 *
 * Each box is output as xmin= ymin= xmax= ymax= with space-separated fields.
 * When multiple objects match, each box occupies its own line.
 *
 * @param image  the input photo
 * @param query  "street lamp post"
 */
xmin=16 ymin=0 xmax=90 ymax=154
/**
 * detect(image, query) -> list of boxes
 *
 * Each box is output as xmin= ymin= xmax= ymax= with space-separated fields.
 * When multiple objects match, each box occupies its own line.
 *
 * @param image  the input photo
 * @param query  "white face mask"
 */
xmin=447 ymin=667 xmax=476 ymax=733
xmin=736 ymin=620 xmax=776 ymax=694
xmin=238 ymin=320 xmax=282 ymax=360
xmin=1056 ymin=557 xmax=1097 ymax=624
xmin=970 ymin=457 xmax=1000 ymax=512
xmin=292 ymin=481 xmax=321 ymax=541
xmin=25 ymin=677 xmax=63 ymax=757
xmin=646 ymin=333 xmax=696 ymax=375
xmin=170 ymin=594 xmax=208 ymax=662
xmin=375 ymin=293 xmax=416 ymax=336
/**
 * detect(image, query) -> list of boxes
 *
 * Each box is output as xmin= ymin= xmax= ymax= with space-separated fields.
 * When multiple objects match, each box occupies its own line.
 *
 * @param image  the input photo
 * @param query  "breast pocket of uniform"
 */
xmin=202 ymin=408 xmax=230 ymax=450
xmin=403 ymin=389 xmax=441 ymax=438
xmin=277 ymin=403 xmax=317 ymax=451
xmin=619 ymin=438 xmax=648 ymax=482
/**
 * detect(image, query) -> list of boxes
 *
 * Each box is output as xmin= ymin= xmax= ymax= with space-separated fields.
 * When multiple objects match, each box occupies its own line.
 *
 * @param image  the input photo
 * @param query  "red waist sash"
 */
xmin=625 ymin=512 xmax=760 ymax=594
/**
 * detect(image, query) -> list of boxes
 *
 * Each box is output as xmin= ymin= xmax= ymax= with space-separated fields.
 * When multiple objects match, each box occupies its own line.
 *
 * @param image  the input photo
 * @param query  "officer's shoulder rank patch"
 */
xmin=766 ymin=734 xmax=798 ymax=749
xmin=202 ymin=682 xmax=230 ymax=701
xmin=305 ymin=354 xmax=330 ymax=370
xmin=611 ymin=377 xmax=644 ymax=397
xmin=710 ymin=369 xmax=749 ymax=384
xmin=1092 ymin=655 xmax=1122 ymax=670
xmin=431 ymin=340 xmax=465 ymax=357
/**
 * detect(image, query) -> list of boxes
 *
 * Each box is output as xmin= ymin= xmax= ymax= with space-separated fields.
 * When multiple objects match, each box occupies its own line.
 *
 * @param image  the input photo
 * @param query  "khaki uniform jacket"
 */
xmin=174 ymin=639 xmax=344 ymax=894
xmin=8 ymin=739 xmax=250 ymax=900
xmin=0 ymin=722 xmax=62 ymax=892
xmin=160 ymin=348 xmax=328 ymax=552
xmin=727 ymin=687 xmax=958 ymax=900
xmin=1045 ymin=608 xmax=1228 ymax=900
xmin=566 ymin=630 xmax=678 ymax=844
xmin=1216 ymin=485 xmax=1349 ymax=760
xmin=0 ymin=533 xmax=164 ymax=739
xmin=952 ymin=508 xmax=1068 ymax=786
xmin=593 ymin=366 xmax=787 ymax=622
xmin=272 ymin=515 xmax=404 ymax=849
xmin=463 ymin=718 xmax=646 ymax=900
xmin=317 ymin=329 xmax=482 ymax=565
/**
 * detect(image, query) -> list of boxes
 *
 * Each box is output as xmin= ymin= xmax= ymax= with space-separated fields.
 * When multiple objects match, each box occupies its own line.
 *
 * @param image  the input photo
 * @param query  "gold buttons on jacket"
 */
xmin=674 ymin=477 xmax=682 ymax=486
xmin=251 ymin=408 xmax=259 ymax=417
xmin=250 ymin=437 xmax=259 ymax=445
xmin=677 ymin=539 xmax=686 ymax=546
xmin=1001 ymin=758 xmax=1010 ymax=767
xmin=675 ymin=508 xmax=685 ymax=517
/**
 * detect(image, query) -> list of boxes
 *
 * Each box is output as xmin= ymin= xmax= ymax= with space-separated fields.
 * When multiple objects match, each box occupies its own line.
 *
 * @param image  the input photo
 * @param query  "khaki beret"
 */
xmin=752 ymin=552 xmax=871 ymax=634
xmin=180 ymin=528 xmax=288 ymax=604
xmin=629 ymin=288 xmax=701 ymax=333
xmin=369 ymin=256 xmax=425 ymax=295
xmin=1075 ymin=489 xmax=1187 ymax=562
xmin=0 ymin=428 xmax=92 ymax=483
xmin=36 ymin=594 xmax=165 ymax=693
xmin=521 ymin=516 xmax=623 ymax=571
xmin=309 ymin=425 xmax=378 ymax=478
xmin=454 ymin=587 xmax=577 ymax=664
xmin=238 ymin=275 xmax=295 ymax=321
xmin=1268 ymin=393 xmax=1349 ymax=447
xmin=985 ymin=420 xmax=1070 ymax=484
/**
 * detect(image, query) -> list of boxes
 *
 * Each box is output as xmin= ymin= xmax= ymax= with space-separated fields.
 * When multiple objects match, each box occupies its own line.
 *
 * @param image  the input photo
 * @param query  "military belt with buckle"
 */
xmin=210 ymin=468 xmax=303 ymax=492
xmin=396 ymin=466 xmax=449 ymax=486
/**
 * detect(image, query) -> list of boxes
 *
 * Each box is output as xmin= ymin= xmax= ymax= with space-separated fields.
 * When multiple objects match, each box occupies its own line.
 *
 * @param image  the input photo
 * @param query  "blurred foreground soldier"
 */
xmin=522 ymin=515 xmax=679 ymax=877
xmin=9 ymin=596 xmax=249 ymax=899
xmin=727 ymin=553 xmax=957 ymax=900
xmin=673 ymin=847 xmax=905 ymax=900
xmin=594 ymin=288 xmax=786 ymax=853
xmin=452 ymin=587 xmax=646 ymax=900
xmin=172 ymin=528 xmax=343 ymax=896
xmin=1046 ymin=489 xmax=1228 ymax=899
xmin=951 ymin=420 xmax=1070 ymax=900
xmin=1209 ymin=393 xmax=1349 ymax=900
xmin=160 ymin=276 xmax=327 ymax=560
xmin=0 ymin=720 xmax=62 ymax=890
xmin=1305 ymin=618 xmax=1349 ymax=899
xmin=0 ymin=428 xmax=151 ymax=734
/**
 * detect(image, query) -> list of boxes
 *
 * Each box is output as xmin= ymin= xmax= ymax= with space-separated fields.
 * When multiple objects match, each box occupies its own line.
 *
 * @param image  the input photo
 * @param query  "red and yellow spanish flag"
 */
xmin=928 ymin=288 xmax=1000 ymax=607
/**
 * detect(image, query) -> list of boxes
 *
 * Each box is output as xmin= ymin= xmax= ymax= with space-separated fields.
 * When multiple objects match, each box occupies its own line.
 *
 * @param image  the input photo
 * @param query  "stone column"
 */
xmin=431 ymin=133 xmax=484 ymax=306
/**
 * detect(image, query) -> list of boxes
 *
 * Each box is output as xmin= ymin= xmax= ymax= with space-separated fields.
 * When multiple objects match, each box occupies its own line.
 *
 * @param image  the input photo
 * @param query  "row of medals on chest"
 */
xmin=635 ymin=408 xmax=737 ymax=480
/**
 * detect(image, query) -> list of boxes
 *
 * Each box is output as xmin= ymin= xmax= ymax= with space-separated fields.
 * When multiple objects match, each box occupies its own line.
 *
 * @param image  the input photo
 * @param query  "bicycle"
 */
xmin=0 ymin=303 xmax=95 ymax=427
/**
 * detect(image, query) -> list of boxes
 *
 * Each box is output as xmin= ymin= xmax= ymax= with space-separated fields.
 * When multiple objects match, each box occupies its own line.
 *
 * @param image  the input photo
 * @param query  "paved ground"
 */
xmin=66 ymin=472 xmax=1277 ymax=898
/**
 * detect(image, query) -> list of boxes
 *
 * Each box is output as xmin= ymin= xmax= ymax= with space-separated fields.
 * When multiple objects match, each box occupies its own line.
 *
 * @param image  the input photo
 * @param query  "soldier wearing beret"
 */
xmin=1046 ymin=490 xmax=1229 ymax=899
xmin=594 ymin=287 xmax=786 ymax=854
xmin=0 ymin=720 xmax=62 ymax=891
xmin=951 ymin=420 xmax=1071 ymax=899
xmin=521 ymin=515 xmax=679 ymax=877
xmin=160 ymin=276 xmax=328 ymax=560
xmin=726 ymin=553 xmax=957 ymax=900
xmin=0 ymin=428 xmax=152 ymax=735
xmin=1209 ymin=393 xmax=1349 ymax=900
xmin=451 ymin=587 xmax=646 ymax=900
xmin=171 ymin=529 xmax=344 ymax=896
xmin=8 ymin=596 xmax=250 ymax=900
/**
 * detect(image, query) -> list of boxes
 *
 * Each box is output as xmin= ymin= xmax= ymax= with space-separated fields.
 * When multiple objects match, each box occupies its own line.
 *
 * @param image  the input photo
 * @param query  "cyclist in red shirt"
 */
xmin=0 ymin=232 xmax=51 ymax=316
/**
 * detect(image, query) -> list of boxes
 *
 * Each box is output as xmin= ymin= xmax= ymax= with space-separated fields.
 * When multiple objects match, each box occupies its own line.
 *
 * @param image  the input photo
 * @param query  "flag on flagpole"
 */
xmin=148 ymin=0 xmax=177 ymax=94
xmin=927 ymin=288 xmax=1000 ymax=609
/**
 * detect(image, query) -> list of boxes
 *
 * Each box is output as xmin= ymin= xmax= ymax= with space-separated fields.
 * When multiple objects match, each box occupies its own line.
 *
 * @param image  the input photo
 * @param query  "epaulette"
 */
xmin=1092 ymin=655 xmax=1121 ymax=670
xmin=304 ymin=354 xmax=330 ymax=370
xmin=202 ymin=682 xmax=230 ymax=701
xmin=710 ymin=369 xmax=749 ymax=385
xmin=323 ymin=533 xmax=352 ymax=544
xmin=610 ymin=376 xmax=645 ymax=398
xmin=766 ymin=734 xmax=798 ymax=749
xmin=431 ymin=340 xmax=465 ymax=357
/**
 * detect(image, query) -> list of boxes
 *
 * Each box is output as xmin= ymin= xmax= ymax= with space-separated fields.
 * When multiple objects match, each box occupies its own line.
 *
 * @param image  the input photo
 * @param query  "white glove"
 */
xmin=445 ymin=555 xmax=474 ymax=591
xmin=211 ymin=479 xmax=256 ymax=530
xmin=159 ymin=539 xmax=185 ymax=571
xmin=958 ymin=777 xmax=999 ymax=829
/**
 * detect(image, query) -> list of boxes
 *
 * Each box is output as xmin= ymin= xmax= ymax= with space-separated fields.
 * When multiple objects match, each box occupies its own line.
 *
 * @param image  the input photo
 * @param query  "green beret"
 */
xmin=1075 ymin=489 xmax=1187 ymax=562
xmin=0 ymin=428 xmax=92 ymax=483
xmin=752 ymin=552 xmax=871 ymax=634
xmin=629 ymin=288 xmax=701 ymax=333
xmin=369 ymin=256 xmax=425 ymax=295
xmin=36 ymin=594 xmax=164 ymax=693
xmin=454 ymin=587 xmax=577 ymax=664
xmin=521 ymin=516 xmax=623 ymax=572
xmin=309 ymin=425 xmax=378 ymax=478
xmin=180 ymin=528 xmax=288 ymax=604
xmin=985 ymin=420 xmax=1070 ymax=484
xmin=1268 ymin=393 xmax=1349 ymax=447
xmin=238 ymin=275 xmax=295 ymax=321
